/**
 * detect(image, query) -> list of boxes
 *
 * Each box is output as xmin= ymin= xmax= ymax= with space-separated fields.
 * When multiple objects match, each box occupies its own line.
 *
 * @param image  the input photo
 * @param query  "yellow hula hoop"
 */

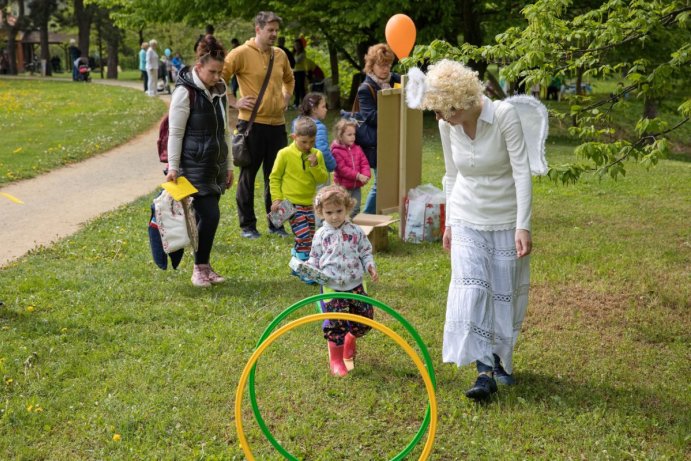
xmin=234 ymin=313 xmax=438 ymax=461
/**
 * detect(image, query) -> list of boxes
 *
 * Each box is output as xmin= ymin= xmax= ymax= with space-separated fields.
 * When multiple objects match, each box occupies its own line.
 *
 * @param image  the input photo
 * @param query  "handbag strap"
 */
xmin=244 ymin=50 xmax=274 ymax=135
xmin=351 ymin=82 xmax=376 ymax=113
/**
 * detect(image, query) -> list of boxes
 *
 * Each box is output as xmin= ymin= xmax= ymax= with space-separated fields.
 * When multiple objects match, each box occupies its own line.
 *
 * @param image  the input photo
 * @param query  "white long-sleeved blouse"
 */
xmin=440 ymin=96 xmax=532 ymax=231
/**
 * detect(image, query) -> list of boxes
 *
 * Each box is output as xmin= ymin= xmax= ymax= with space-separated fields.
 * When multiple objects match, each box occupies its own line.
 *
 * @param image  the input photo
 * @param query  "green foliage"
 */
xmin=404 ymin=0 xmax=691 ymax=184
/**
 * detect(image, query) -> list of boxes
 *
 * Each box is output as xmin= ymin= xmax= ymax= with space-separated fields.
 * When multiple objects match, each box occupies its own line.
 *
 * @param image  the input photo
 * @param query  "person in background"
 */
xmin=358 ymin=43 xmax=400 ymax=214
xmin=277 ymin=36 xmax=295 ymax=69
xmin=165 ymin=35 xmax=233 ymax=287
xmin=171 ymin=52 xmax=183 ymax=82
xmin=222 ymin=11 xmax=295 ymax=240
xmin=229 ymin=38 xmax=240 ymax=98
xmin=295 ymin=92 xmax=336 ymax=174
xmin=422 ymin=59 xmax=533 ymax=401
xmin=292 ymin=37 xmax=307 ymax=107
xmin=194 ymin=24 xmax=215 ymax=53
xmin=146 ymin=39 xmax=159 ymax=97
xmin=68 ymin=39 xmax=81 ymax=81
xmin=139 ymin=42 xmax=149 ymax=92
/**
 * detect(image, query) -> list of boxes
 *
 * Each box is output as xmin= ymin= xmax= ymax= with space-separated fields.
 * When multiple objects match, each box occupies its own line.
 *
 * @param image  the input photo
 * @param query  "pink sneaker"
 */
xmin=191 ymin=265 xmax=211 ymax=287
xmin=206 ymin=266 xmax=225 ymax=284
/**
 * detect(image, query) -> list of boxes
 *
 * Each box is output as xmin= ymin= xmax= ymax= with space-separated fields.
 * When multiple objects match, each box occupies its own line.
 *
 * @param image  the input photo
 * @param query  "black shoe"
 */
xmin=465 ymin=374 xmax=498 ymax=401
xmin=493 ymin=354 xmax=515 ymax=385
xmin=269 ymin=228 xmax=290 ymax=238
xmin=241 ymin=228 xmax=261 ymax=239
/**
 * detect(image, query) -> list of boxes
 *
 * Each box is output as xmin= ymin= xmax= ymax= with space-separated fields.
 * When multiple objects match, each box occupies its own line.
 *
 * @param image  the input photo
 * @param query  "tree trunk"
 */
xmin=643 ymin=96 xmax=658 ymax=119
xmin=575 ymin=66 xmax=584 ymax=96
xmin=74 ymin=0 xmax=93 ymax=57
xmin=39 ymin=16 xmax=51 ymax=76
xmin=461 ymin=0 xmax=487 ymax=78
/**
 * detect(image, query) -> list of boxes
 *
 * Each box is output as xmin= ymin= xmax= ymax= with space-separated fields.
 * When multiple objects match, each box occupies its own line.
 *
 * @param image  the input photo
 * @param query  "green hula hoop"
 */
xmin=248 ymin=293 xmax=436 ymax=460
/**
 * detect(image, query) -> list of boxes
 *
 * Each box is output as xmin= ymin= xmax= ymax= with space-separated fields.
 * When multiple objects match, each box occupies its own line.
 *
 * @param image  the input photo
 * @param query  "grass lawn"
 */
xmin=1 ymin=95 xmax=689 ymax=459
xmin=0 ymin=79 xmax=166 ymax=185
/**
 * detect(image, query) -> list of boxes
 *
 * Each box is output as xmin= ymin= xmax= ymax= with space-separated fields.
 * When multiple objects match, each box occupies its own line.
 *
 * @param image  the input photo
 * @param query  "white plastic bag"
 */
xmin=403 ymin=184 xmax=446 ymax=243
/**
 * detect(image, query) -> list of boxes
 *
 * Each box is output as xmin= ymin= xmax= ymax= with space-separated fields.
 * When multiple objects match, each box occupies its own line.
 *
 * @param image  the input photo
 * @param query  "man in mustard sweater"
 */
xmin=269 ymin=117 xmax=328 ymax=281
xmin=222 ymin=11 xmax=295 ymax=239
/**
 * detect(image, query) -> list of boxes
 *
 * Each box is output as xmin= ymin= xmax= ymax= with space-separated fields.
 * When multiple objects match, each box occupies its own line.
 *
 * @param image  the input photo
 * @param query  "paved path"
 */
xmin=0 ymin=78 xmax=170 ymax=267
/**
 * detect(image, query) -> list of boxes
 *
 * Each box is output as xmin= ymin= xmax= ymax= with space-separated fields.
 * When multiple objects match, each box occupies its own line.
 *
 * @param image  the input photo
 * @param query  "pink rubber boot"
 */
xmin=327 ymin=341 xmax=348 ymax=377
xmin=343 ymin=333 xmax=357 ymax=371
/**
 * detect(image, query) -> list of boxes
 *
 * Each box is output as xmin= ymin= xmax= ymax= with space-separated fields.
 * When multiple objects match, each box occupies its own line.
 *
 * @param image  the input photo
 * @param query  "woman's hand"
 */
xmin=225 ymin=170 xmax=234 ymax=189
xmin=165 ymin=169 xmax=178 ymax=183
xmin=442 ymin=226 xmax=452 ymax=253
xmin=270 ymin=199 xmax=282 ymax=212
xmin=368 ymin=265 xmax=379 ymax=282
xmin=515 ymin=229 xmax=532 ymax=258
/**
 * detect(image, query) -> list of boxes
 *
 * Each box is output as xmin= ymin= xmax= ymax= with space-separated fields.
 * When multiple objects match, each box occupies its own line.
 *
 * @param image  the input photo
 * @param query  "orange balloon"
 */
xmin=385 ymin=14 xmax=416 ymax=59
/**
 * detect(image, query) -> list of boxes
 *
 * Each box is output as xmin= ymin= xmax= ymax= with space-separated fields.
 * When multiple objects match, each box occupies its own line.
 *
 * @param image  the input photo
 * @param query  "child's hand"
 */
xmin=357 ymin=173 xmax=369 ymax=185
xmin=368 ymin=266 xmax=379 ymax=282
xmin=270 ymin=199 xmax=282 ymax=212
xmin=307 ymin=154 xmax=318 ymax=167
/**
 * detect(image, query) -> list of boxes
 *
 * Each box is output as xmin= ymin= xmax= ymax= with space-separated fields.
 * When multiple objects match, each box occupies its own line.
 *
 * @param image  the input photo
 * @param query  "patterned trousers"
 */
xmin=289 ymin=205 xmax=315 ymax=261
xmin=321 ymin=284 xmax=373 ymax=345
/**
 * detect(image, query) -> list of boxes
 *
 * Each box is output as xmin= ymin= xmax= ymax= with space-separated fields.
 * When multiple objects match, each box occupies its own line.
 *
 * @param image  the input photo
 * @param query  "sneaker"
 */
xmin=206 ymin=266 xmax=225 ymax=284
xmin=269 ymin=228 xmax=290 ymax=238
xmin=241 ymin=228 xmax=261 ymax=239
xmin=191 ymin=265 xmax=211 ymax=288
xmin=465 ymin=374 xmax=498 ymax=401
xmin=493 ymin=354 xmax=516 ymax=385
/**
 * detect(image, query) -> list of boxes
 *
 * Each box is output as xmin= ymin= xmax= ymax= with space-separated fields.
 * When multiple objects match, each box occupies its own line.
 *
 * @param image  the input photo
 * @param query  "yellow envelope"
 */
xmin=161 ymin=176 xmax=198 ymax=201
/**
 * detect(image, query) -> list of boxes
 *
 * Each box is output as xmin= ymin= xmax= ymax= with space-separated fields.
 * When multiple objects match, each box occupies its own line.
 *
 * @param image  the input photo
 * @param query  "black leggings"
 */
xmin=193 ymin=194 xmax=220 ymax=265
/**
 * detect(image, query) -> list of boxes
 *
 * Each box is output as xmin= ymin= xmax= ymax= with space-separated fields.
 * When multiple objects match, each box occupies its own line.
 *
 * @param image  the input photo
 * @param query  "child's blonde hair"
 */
xmin=333 ymin=118 xmax=358 ymax=145
xmin=314 ymin=184 xmax=356 ymax=218
xmin=293 ymin=116 xmax=317 ymax=137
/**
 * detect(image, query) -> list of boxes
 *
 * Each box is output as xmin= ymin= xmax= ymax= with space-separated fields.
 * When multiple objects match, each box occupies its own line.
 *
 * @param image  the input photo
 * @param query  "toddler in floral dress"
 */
xmin=306 ymin=185 xmax=379 ymax=377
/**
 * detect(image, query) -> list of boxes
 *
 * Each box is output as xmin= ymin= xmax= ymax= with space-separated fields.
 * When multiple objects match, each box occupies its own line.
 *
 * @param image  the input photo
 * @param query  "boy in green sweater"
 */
xmin=269 ymin=117 xmax=329 ymax=282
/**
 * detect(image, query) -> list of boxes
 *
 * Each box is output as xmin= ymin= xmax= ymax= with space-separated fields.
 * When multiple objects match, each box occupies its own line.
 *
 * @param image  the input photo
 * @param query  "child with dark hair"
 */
xmin=269 ymin=117 xmax=329 ymax=282
xmin=307 ymin=185 xmax=378 ymax=376
xmin=296 ymin=92 xmax=336 ymax=173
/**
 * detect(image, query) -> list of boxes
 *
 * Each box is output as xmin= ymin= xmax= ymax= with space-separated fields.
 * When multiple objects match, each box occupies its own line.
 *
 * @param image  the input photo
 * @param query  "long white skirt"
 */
xmin=442 ymin=225 xmax=530 ymax=374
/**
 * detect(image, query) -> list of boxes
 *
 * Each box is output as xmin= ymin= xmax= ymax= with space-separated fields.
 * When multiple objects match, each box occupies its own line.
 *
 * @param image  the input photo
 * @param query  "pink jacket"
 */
xmin=331 ymin=141 xmax=371 ymax=189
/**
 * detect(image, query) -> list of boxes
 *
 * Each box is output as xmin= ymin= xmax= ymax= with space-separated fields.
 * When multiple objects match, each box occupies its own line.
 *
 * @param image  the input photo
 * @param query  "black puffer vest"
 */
xmin=177 ymin=66 xmax=229 ymax=196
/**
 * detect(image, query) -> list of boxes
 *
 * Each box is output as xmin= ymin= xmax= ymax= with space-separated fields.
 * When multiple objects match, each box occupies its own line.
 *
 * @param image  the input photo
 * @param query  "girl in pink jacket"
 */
xmin=331 ymin=119 xmax=371 ymax=216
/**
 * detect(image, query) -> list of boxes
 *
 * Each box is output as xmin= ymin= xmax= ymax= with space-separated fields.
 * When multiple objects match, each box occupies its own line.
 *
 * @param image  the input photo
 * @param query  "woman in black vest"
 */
xmin=165 ymin=35 xmax=233 ymax=287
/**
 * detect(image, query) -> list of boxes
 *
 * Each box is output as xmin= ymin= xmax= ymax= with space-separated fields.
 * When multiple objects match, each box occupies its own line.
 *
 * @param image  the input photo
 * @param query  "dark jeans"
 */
xmin=141 ymin=70 xmax=148 ymax=91
xmin=193 ymin=194 xmax=221 ymax=265
xmin=236 ymin=122 xmax=287 ymax=231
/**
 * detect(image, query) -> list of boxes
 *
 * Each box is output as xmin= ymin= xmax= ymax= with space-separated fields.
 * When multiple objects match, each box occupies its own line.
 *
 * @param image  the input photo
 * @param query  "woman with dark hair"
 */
xmin=165 ymin=35 xmax=234 ymax=287
xmin=358 ymin=43 xmax=400 ymax=214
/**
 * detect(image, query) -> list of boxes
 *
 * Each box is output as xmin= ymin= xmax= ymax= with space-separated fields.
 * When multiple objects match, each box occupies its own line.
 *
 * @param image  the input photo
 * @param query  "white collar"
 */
xmin=478 ymin=95 xmax=495 ymax=124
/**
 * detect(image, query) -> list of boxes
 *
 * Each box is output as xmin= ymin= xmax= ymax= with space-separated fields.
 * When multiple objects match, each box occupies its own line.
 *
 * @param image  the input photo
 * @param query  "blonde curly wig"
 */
xmin=421 ymin=59 xmax=485 ymax=119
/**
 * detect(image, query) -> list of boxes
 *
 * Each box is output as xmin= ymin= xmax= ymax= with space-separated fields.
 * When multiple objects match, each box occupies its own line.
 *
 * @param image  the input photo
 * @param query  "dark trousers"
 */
xmin=141 ymin=70 xmax=148 ymax=91
xmin=294 ymin=71 xmax=306 ymax=106
xmin=193 ymin=194 xmax=220 ymax=265
xmin=236 ymin=122 xmax=287 ymax=231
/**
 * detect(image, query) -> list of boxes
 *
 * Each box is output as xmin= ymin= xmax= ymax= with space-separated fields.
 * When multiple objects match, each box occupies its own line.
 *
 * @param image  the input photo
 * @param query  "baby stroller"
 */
xmin=74 ymin=57 xmax=91 ymax=82
xmin=157 ymin=58 xmax=172 ymax=94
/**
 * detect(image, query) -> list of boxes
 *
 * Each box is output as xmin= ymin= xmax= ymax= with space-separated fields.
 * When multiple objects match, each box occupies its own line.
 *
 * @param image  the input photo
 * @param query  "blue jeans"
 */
xmin=363 ymin=168 xmax=377 ymax=214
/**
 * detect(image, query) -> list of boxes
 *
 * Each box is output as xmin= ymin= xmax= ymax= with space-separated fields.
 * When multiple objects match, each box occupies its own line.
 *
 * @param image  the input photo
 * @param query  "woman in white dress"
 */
xmin=421 ymin=60 xmax=533 ymax=401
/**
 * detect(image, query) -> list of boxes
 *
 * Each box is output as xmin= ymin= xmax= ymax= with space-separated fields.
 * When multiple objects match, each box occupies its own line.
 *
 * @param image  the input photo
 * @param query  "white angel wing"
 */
xmin=504 ymin=95 xmax=549 ymax=176
xmin=405 ymin=67 xmax=427 ymax=109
